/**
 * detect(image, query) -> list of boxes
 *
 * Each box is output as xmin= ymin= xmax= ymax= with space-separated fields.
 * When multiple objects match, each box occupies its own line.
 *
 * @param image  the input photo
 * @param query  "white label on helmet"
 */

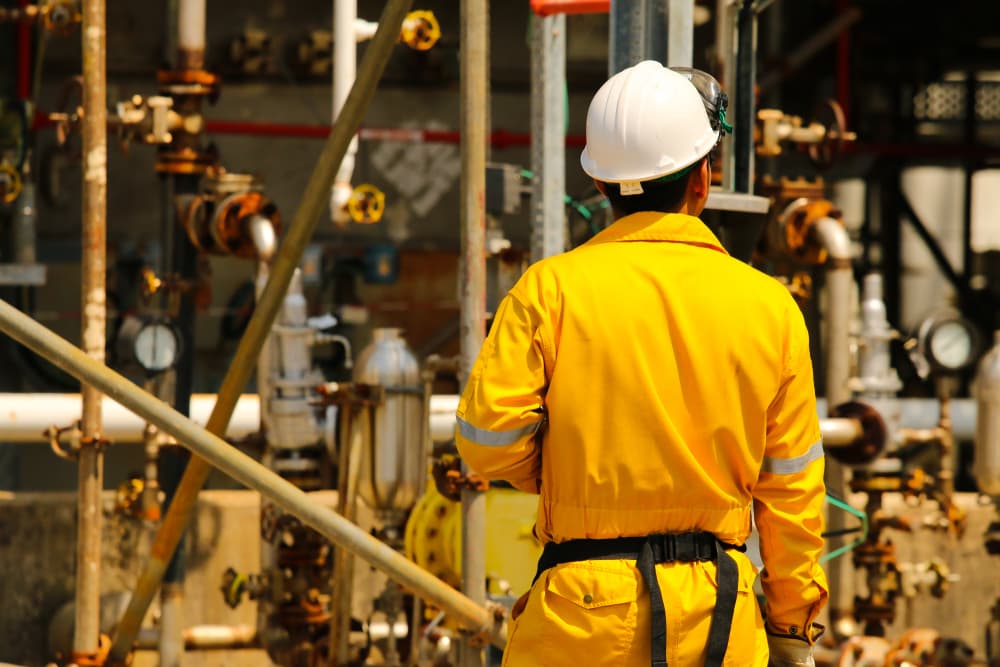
xmin=620 ymin=181 xmax=644 ymax=196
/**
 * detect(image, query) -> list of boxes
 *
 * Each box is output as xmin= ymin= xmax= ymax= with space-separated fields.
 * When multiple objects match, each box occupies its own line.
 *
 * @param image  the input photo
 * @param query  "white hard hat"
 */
xmin=580 ymin=60 xmax=722 ymax=192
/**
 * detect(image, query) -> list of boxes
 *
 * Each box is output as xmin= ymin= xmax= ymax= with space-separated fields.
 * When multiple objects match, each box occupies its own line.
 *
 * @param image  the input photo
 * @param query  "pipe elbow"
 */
xmin=813 ymin=216 xmax=853 ymax=263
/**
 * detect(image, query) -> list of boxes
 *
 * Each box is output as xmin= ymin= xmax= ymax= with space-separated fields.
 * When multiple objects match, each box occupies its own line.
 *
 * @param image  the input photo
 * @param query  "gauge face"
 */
xmin=134 ymin=322 xmax=180 ymax=373
xmin=928 ymin=320 xmax=975 ymax=371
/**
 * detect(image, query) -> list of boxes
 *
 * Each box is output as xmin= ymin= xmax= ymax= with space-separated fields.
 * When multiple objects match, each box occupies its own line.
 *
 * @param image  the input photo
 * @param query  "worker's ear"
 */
xmin=690 ymin=158 xmax=711 ymax=199
xmin=594 ymin=180 xmax=608 ymax=196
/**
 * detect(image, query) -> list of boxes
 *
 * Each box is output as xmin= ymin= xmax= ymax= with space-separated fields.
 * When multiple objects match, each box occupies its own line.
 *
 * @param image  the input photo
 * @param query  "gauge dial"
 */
xmin=923 ymin=315 xmax=979 ymax=373
xmin=134 ymin=321 xmax=180 ymax=373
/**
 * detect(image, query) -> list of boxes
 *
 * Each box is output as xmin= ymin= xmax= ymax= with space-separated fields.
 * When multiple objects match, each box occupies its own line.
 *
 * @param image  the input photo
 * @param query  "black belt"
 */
xmin=533 ymin=532 xmax=745 ymax=667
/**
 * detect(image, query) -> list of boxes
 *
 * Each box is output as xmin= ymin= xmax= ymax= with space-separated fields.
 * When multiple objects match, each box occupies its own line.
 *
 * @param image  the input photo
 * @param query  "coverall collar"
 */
xmin=585 ymin=211 xmax=729 ymax=255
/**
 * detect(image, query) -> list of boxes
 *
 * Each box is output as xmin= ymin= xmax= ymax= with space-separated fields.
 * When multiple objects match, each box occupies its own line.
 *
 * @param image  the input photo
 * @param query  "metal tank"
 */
xmin=975 ymin=331 xmax=1000 ymax=497
xmin=353 ymin=328 xmax=425 ymax=525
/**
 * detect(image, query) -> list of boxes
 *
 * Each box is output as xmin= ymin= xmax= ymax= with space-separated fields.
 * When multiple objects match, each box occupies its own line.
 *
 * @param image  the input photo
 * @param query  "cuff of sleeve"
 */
xmin=766 ymin=622 xmax=825 ymax=646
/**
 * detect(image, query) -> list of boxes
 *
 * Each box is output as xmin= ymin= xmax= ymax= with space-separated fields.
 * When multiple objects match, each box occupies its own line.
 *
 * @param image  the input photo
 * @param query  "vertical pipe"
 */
xmin=16 ymin=0 xmax=31 ymax=100
xmin=733 ymin=0 xmax=756 ymax=193
xmin=12 ymin=161 xmax=36 ymax=264
xmin=177 ymin=0 xmax=206 ymax=70
xmin=530 ymin=13 xmax=566 ymax=263
xmin=645 ymin=0 xmax=668 ymax=66
xmin=75 ymin=0 xmax=107 ymax=657
xmin=331 ymin=0 xmax=359 ymax=226
xmin=717 ymin=0 xmax=737 ymax=191
xmin=609 ymin=0 xmax=645 ymax=76
xmin=666 ymin=0 xmax=693 ymax=67
xmin=460 ymin=0 xmax=488 ymax=664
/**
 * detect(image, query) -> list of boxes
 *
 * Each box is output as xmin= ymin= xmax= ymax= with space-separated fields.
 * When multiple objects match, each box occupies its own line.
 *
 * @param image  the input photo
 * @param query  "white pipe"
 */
xmin=0 ymin=394 xmax=260 ymax=443
xmin=331 ymin=0 xmax=359 ymax=226
xmin=177 ymin=0 xmax=206 ymax=58
xmin=136 ymin=625 xmax=258 ymax=650
xmin=814 ymin=217 xmax=853 ymax=407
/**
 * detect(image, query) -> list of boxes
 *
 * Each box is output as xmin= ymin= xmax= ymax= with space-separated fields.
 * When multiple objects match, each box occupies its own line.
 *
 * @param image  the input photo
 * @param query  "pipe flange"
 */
xmin=71 ymin=633 xmax=114 ymax=667
xmin=826 ymin=401 xmax=887 ymax=465
xmin=156 ymin=69 xmax=221 ymax=103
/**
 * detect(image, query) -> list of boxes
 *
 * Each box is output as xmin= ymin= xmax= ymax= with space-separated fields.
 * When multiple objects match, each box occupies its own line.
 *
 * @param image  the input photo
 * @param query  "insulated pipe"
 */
xmin=135 ymin=625 xmax=258 ymax=650
xmin=177 ymin=0 xmax=206 ymax=69
xmin=0 ymin=393 xmax=260 ymax=443
xmin=331 ymin=0 xmax=358 ymax=226
xmin=0 ymin=298 xmax=507 ymax=649
xmin=814 ymin=216 xmax=854 ymax=407
xmin=76 ymin=0 xmax=107 ymax=658
xmin=106 ymin=1 xmax=416 ymax=662
xmin=666 ymin=0 xmax=694 ymax=67
xmin=460 ymin=0 xmax=489 ymax=663
xmin=247 ymin=214 xmax=278 ymax=262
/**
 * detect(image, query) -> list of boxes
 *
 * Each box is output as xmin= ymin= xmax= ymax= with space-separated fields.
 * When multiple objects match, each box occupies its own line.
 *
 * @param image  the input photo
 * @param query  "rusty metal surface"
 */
xmin=77 ymin=0 xmax=108 ymax=656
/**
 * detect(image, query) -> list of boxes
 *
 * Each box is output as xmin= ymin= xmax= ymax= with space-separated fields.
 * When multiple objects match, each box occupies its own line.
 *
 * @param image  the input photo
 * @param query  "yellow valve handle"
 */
xmin=401 ymin=10 xmax=441 ymax=51
xmin=347 ymin=183 xmax=386 ymax=224
xmin=0 ymin=164 xmax=23 ymax=205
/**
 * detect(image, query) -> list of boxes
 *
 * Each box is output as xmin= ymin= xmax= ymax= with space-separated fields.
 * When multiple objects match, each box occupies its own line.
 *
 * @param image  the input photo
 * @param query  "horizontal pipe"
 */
xmin=0 ymin=298 xmax=506 ymax=649
xmin=135 ymin=625 xmax=257 ymax=650
xmin=0 ymin=392 xmax=978 ymax=446
xmin=0 ymin=394 xmax=260 ymax=443
xmin=819 ymin=417 xmax=863 ymax=447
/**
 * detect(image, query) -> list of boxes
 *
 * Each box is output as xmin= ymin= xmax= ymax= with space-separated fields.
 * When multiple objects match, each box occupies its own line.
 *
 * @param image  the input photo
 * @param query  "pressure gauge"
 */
xmin=117 ymin=316 xmax=183 ymax=375
xmin=915 ymin=311 xmax=980 ymax=374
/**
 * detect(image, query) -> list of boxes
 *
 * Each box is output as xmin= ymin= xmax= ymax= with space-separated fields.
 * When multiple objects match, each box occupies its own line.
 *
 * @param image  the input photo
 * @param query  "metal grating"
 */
xmin=913 ymin=81 xmax=1000 ymax=121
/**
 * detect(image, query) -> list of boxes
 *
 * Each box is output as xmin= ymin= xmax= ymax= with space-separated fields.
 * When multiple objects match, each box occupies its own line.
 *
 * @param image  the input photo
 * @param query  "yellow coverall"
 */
xmin=456 ymin=212 xmax=828 ymax=666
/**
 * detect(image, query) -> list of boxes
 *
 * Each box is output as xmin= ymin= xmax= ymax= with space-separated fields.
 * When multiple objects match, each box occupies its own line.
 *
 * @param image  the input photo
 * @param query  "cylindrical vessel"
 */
xmin=975 ymin=332 xmax=1000 ymax=496
xmin=353 ymin=328 xmax=423 ymax=523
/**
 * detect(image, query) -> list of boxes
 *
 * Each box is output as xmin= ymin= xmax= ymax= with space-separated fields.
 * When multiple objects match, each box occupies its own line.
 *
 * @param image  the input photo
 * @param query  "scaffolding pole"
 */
xmin=75 ymin=0 xmax=107 ymax=659
xmin=530 ymin=12 xmax=567 ymax=263
xmin=0 ymin=297 xmax=507 ymax=652
xmin=459 ymin=0 xmax=488 ymax=664
xmin=105 ymin=0 xmax=417 ymax=661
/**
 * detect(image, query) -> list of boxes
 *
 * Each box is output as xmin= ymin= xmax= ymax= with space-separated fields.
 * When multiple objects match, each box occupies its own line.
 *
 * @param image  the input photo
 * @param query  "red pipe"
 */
xmin=835 ymin=0 xmax=852 ymax=126
xmin=202 ymin=119 xmax=588 ymax=149
xmin=17 ymin=0 xmax=31 ymax=100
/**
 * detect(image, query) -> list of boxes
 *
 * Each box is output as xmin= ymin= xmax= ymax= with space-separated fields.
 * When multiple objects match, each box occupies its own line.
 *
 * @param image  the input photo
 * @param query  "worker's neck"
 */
xmin=610 ymin=197 xmax=705 ymax=222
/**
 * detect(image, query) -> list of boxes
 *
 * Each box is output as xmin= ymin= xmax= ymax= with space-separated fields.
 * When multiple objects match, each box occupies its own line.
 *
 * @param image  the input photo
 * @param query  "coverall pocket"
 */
xmin=540 ymin=564 xmax=638 ymax=664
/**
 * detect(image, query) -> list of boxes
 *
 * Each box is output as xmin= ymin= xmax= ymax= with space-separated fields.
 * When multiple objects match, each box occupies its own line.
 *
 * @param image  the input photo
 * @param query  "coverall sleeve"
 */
xmin=752 ymin=298 xmax=829 ymax=642
xmin=455 ymin=291 xmax=549 ymax=494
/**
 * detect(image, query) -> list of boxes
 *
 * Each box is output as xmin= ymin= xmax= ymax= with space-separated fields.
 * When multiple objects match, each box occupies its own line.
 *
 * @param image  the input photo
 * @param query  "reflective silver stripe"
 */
xmin=456 ymin=416 xmax=539 ymax=447
xmin=762 ymin=440 xmax=825 ymax=475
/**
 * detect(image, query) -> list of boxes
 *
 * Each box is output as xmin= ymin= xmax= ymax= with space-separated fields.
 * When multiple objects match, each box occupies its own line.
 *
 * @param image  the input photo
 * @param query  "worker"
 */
xmin=454 ymin=60 xmax=827 ymax=667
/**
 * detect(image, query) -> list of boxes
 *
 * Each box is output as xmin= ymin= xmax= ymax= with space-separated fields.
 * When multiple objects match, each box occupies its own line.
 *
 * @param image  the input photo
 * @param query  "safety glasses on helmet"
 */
xmin=670 ymin=67 xmax=734 ymax=137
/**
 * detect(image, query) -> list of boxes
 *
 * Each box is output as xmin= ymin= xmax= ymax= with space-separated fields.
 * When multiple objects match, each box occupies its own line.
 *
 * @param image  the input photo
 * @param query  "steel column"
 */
xmin=733 ymin=0 xmax=756 ymax=193
xmin=0 ymin=298 xmax=507 ymax=650
xmin=666 ymin=0 xmax=693 ymax=67
xmin=75 ymin=0 xmax=107 ymax=657
xmin=106 ymin=0 xmax=416 ymax=661
xmin=609 ymin=0 xmax=644 ymax=75
xmin=530 ymin=13 xmax=566 ymax=263
xmin=460 ymin=0 xmax=489 ymax=663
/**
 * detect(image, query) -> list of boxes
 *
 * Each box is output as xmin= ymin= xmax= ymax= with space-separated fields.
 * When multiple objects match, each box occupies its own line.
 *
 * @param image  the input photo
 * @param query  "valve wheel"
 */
xmin=0 ymin=163 xmax=23 ymax=205
xmin=401 ymin=10 xmax=441 ymax=51
xmin=347 ymin=183 xmax=386 ymax=224
xmin=808 ymin=99 xmax=848 ymax=170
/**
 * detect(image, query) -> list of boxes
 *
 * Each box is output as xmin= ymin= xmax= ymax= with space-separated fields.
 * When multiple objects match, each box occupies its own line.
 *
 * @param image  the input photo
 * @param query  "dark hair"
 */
xmin=601 ymin=157 xmax=706 ymax=216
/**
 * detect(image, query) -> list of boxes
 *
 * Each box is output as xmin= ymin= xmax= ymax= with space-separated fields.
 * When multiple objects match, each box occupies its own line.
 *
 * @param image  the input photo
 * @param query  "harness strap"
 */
xmin=533 ymin=532 xmax=744 ymax=667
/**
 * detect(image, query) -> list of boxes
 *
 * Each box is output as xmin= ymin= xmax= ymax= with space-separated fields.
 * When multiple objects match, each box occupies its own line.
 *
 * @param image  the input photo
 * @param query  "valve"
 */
xmin=347 ymin=183 xmax=386 ymax=224
xmin=115 ymin=94 xmax=176 ymax=150
xmin=401 ymin=10 xmax=441 ymax=51
xmin=755 ymin=99 xmax=856 ymax=169
xmin=0 ymin=163 xmax=23 ymax=204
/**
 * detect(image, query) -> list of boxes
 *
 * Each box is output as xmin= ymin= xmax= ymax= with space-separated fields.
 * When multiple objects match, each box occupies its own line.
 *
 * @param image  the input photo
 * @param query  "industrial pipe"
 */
xmin=460 ymin=0 xmax=489 ymax=664
xmin=177 ymin=0 xmax=205 ymax=69
xmin=0 ymin=393 xmax=258 ymax=443
xmin=330 ymin=0 xmax=358 ymax=226
xmin=0 ymin=298 xmax=507 ymax=650
xmin=819 ymin=418 xmax=864 ymax=447
xmin=107 ymin=0 xmax=417 ymax=661
xmin=76 ymin=0 xmax=107 ymax=658
xmin=135 ymin=625 xmax=258 ymax=650
xmin=814 ymin=216 xmax=853 ymax=407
